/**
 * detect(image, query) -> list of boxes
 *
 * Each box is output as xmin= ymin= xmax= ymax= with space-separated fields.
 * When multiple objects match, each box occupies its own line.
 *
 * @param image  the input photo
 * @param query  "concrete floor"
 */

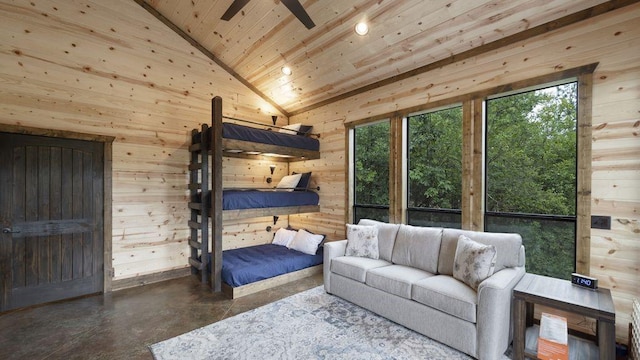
xmin=0 ymin=273 xmax=323 ymax=360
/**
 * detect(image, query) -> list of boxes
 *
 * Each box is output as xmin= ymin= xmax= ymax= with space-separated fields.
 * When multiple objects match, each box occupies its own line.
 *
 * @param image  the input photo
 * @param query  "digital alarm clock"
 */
xmin=571 ymin=273 xmax=598 ymax=290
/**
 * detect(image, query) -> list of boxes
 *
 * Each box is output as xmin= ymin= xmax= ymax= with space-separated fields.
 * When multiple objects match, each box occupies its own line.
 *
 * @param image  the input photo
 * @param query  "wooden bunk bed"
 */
xmin=188 ymin=96 xmax=321 ymax=297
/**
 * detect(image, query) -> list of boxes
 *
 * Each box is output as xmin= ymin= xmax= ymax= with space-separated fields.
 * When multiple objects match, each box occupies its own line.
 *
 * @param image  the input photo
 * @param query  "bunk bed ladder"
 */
xmin=188 ymin=124 xmax=209 ymax=284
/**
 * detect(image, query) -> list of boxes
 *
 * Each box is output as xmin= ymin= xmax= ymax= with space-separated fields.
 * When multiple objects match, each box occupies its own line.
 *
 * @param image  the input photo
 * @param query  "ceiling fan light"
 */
xmin=281 ymin=66 xmax=292 ymax=75
xmin=355 ymin=22 xmax=369 ymax=36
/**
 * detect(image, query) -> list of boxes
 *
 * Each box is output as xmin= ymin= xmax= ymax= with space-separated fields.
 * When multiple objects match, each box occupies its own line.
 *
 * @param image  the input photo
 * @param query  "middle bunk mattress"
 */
xmin=223 ymin=189 xmax=319 ymax=210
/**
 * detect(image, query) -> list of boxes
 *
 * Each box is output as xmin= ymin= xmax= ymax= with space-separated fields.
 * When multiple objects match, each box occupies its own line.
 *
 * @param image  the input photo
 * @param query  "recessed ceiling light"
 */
xmin=355 ymin=22 xmax=369 ymax=36
xmin=281 ymin=66 xmax=292 ymax=75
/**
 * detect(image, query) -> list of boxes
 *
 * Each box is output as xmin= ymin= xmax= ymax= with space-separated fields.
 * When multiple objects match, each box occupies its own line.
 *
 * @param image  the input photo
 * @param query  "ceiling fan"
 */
xmin=221 ymin=0 xmax=316 ymax=29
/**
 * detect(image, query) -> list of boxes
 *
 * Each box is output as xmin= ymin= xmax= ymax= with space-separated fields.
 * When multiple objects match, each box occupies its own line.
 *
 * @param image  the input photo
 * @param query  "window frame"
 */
xmin=345 ymin=63 xmax=594 ymax=275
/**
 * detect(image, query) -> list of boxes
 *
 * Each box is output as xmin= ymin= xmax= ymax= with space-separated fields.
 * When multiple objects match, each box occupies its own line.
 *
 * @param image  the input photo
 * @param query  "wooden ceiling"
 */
xmin=141 ymin=0 xmax=617 ymax=116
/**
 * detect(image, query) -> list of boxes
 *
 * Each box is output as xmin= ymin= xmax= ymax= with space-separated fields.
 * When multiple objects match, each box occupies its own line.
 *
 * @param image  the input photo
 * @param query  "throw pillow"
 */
xmin=278 ymin=123 xmax=302 ymax=135
xmin=299 ymin=125 xmax=313 ymax=136
xmin=276 ymin=173 xmax=302 ymax=191
xmin=288 ymin=229 xmax=324 ymax=255
xmin=272 ymin=228 xmax=296 ymax=247
xmin=345 ymin=224 xmax=380 ymax=259
xmin=292 ymin=171 xmax=312 ymax=190
xmin=453 ymin=235 xmax=497 ymax=290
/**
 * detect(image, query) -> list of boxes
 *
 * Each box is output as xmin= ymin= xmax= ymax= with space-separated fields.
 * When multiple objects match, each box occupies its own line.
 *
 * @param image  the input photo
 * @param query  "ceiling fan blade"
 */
xmin=221 ymin=0 xmax=251 ymax=21
xmin=281 ymin=0 xmax=316 ymax=29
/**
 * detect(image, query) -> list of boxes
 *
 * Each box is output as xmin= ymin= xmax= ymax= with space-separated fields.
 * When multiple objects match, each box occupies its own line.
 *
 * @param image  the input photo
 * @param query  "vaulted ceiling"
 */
xmin=140 ymin=0 xmax=617 ymax=116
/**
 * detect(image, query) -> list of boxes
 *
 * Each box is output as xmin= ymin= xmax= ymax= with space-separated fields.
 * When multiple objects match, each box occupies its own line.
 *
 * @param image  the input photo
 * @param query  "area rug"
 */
xmin=149 ymin=286 xmax=510 ymax=359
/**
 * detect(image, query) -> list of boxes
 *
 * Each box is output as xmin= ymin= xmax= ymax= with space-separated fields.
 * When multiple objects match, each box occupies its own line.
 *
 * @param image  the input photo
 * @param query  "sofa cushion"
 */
xmin=412 ymin=275 xmax=478 ymax=323
xmin=345 ymin=224 xmax=379 ymax=259
xmin=453 ymin=235 xmax=497 ymax=290
xmin=366 ymin=265 xmax=434 ymax=299
xmin=330 ymin=256 xmax=391 ymax=283
xmin=358 ymin=219 xmax=400 ymax=262
xmin=438 ymin=229 xmax=522 ymax=275
xmin=391 ymin=224 xmax=442 ymax=274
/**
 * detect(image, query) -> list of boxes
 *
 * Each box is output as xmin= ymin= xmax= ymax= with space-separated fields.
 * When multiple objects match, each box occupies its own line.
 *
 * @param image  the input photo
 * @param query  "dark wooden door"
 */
xmin=0 ymin=133 xmax=104 ymax=312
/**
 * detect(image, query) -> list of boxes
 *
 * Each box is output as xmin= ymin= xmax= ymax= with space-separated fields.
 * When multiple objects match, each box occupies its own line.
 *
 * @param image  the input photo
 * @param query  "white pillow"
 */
xmin=278 ymin=123 xmax=302 ymax=135
xmin=345 ymin=224 xmax=379 ymax=259
xmin=453 ymin=235 xmax=497 ymax=290
xmin=272 ymin=228 xmax=296 ymax=247
xmin=276 ymin=173 xmax=302 ymax=191
xmin=288 ymin=229 xmax=324 ymax=255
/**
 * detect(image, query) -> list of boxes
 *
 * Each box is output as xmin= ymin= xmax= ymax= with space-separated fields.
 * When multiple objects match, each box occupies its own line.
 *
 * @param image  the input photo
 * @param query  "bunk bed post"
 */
xmin=211 ymin=96 xmax=223 ymax=292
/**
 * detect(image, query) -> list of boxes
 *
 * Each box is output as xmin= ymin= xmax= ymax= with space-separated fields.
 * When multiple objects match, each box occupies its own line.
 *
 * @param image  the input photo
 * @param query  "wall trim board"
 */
xmin=0 ymin=124 xmax=116 ymax=144
xmin=133 ymin=0 xmax=290 ymax=118
xmin=0 ymin=124 xmax=115 ymax=293
xmin=344 ymin=63 xmax=598 ymax=127
xmin=111 ymin=267 xmax=191 ymax=291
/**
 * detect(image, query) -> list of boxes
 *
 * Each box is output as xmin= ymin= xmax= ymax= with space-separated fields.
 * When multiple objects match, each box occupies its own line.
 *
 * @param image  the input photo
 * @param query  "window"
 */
xmin=485 ymin=82 xmax=578 ymax=279
xmin=353 ymin=121 xmax=390 ymax=222
xmin=407 ymin=106 xmax=463 ymax=228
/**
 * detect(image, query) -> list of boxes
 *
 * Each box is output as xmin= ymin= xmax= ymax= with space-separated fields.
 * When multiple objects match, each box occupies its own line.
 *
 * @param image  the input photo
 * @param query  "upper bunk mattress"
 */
xmin=221 ymin=244 xmax=324 ymax=287
xmin=223 ymin=123 xmax=319 ymax=151
xmin=223 ymin=189 xmax=319 ymax=210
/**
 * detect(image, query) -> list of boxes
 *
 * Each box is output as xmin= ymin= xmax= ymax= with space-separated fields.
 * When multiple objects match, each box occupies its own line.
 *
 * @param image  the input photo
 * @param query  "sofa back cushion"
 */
xmin=358 ymin=219 xmax=400 ymax=262
xmin=391 ymin=224 xmax=442 ymax=273
xmin=438 ymin=229 xmax=522 ymax=275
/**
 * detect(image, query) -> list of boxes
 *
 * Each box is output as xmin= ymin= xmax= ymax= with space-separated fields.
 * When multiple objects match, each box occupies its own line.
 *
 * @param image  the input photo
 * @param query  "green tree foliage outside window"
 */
xmin=407 ymin=107 xmax=463 ymax=228
xmin=408 ymin=107 xmax=463 ymax=209
xmin=486 ymin=83 xmax=577 ymax=279
xmin=354 ymin=121 xmax=390 ymax=222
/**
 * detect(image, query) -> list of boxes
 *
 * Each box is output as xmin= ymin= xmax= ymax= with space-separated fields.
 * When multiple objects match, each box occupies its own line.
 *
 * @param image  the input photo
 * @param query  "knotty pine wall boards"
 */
xmin=290 ymin=4 xmax=640 ymax=344
xmin=0 ymin=0 xmax=289 ymax=287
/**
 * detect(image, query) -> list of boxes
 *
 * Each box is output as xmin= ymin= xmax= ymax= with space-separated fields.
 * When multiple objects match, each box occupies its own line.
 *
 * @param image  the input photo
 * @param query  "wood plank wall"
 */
xmin=290 ymin=4 xmax=640 ymax=344
xmin=0 ymin=0 xmax=287 ymax=282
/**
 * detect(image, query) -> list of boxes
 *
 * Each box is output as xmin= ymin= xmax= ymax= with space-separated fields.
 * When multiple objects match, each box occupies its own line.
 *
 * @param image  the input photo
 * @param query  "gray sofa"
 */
xmin=323 ymin=219 xmax=526 ymax=360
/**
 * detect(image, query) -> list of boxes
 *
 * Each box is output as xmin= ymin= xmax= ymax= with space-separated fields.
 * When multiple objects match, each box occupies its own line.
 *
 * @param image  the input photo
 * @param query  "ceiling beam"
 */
xmin=288 ymin=0 xmax=640 ymax=116
xmin=133 ymin=0 xmax=291 ymax=118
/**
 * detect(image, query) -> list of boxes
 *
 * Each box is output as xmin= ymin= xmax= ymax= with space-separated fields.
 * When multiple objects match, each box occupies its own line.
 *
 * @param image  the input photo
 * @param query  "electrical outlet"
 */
xmin=591 ymin=215 xmax=611 ymax=230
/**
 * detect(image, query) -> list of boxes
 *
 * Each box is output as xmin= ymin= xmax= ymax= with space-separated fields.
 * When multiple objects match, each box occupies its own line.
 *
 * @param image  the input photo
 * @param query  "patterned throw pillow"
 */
xmin=453 ymin=235 xmax=497 ymax=290
xmin=345 ymin=224 xmax=379 ymax=259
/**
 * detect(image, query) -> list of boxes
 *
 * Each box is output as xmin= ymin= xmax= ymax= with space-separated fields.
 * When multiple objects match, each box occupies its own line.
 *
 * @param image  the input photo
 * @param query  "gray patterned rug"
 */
xmin=149 ymin=286 xmax=510 ymax=359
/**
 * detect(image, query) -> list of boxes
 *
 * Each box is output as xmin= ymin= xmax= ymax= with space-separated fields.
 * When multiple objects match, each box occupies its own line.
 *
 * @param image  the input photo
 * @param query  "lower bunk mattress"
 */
xmin=209 ymin=244 xmax=323 ymax=287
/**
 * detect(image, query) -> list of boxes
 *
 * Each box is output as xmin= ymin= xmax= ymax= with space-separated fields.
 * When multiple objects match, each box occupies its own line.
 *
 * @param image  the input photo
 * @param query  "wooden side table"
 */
xmin=512 ymin=273 xmax=616 ymax=360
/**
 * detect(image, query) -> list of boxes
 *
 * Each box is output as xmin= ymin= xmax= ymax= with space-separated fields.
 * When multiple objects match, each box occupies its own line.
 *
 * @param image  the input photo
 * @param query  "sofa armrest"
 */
xmin=476 ymin=266 xmax=526 ymax=360
xmin=323 ymin=240 xmax=347 ymax=293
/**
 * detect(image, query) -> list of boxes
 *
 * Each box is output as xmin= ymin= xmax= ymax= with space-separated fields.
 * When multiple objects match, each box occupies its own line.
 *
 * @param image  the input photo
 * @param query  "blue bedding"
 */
xmin=219 ymin=244 xmax=324 ymax=287
xmin=223 ymin=123 xmax=319 ymax=151
xmin=223 ymin=189 xmax=319 ymax=210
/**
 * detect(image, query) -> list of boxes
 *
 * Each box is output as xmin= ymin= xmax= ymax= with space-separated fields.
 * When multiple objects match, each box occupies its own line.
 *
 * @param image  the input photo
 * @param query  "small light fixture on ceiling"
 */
xmin=355 ymin=22 xmax=369 ymax=36
xmin=281 ymin=66 xmax=292 ymax=75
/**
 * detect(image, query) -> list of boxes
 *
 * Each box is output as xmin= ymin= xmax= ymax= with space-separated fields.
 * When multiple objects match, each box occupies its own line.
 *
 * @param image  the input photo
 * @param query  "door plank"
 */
xmin=24 ymin=146 xmax=38 ymax=287
xmin=72 ymin=149 xmax=84 ymax=280
xmin=50 ymin=147 xmax=62 ymax=283
xmin=82 ymin=151 xmax=93 ymax=277
xmin=38 ymin=146 xmax=51 ymax=284
xmin=60 ymin=147 xmax=73 ymax=282
xmin=10 ymin=219 xmax=93 ymax=238
xmin=11 ymin=146 xmax=26 ymax=289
